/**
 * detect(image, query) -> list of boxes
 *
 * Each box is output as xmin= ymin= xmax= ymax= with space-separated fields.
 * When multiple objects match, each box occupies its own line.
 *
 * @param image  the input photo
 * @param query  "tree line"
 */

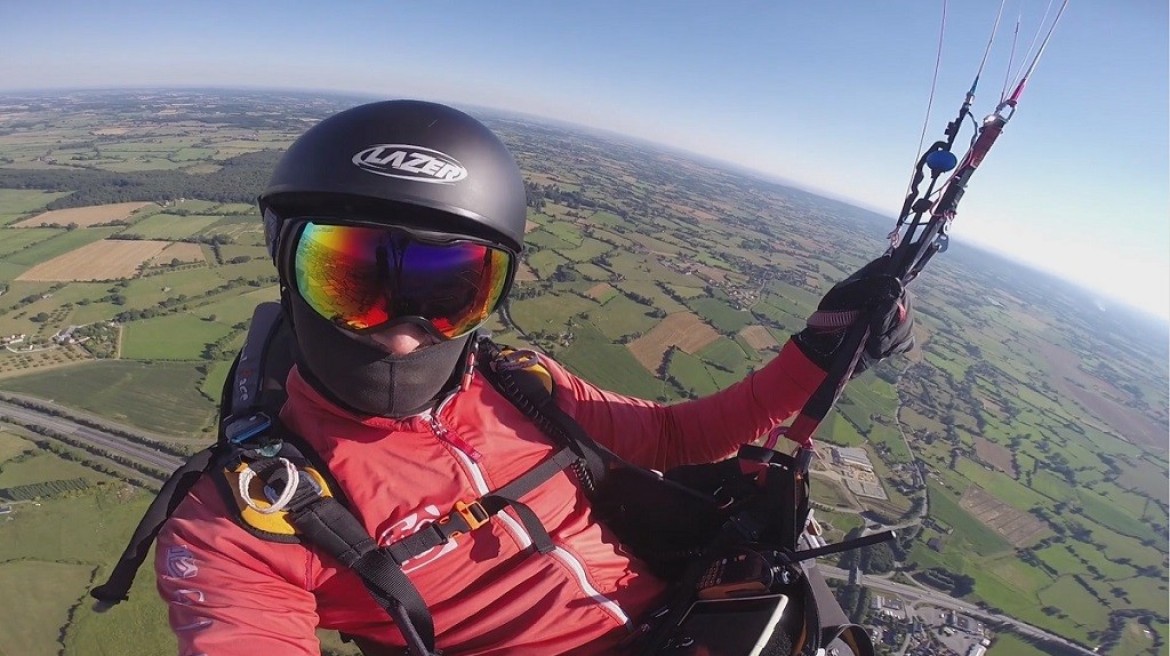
xmin=0 ymin=149 xmax=282 ymax=209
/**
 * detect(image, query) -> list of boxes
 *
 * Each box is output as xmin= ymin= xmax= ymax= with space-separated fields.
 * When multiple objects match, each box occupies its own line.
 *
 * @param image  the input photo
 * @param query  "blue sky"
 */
xmin=2 ymin=1 xmax=1167 ymax=319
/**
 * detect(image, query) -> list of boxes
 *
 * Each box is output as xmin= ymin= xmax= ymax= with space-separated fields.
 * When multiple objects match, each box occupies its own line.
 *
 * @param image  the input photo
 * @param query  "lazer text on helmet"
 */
xmin=352 ymin=144 xmax=468 ymax=184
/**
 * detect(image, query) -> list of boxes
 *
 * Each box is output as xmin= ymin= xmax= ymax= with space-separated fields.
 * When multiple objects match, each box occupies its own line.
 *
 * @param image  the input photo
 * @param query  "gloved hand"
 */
xmin=792 ymin=255 xmax=915 ymax=376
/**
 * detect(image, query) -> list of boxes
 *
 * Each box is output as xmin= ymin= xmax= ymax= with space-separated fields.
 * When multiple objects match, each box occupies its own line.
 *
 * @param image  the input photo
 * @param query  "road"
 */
xmin=0 ymin=398 xmax=183 ymax=473
xmin=817 ymin=564 xmax=1098 ymax=656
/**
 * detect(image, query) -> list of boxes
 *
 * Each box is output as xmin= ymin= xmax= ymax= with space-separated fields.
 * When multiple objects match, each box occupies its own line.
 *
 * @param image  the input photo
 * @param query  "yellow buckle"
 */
xmin=453 ymin=499 xmax=490 ymax=531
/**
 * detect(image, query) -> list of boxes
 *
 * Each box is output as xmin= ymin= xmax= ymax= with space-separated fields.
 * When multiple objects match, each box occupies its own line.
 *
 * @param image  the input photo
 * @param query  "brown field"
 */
xmin=585 ymin=282 xmax=616 ymax=300
xmin=15 ymin=202 xmax=154 ymax=227
xmin=628 ymin=312 xmax=720 ymax=371
xmin=740 ymin=325 xmax=780 ymax=351
xmin=147 ymin=242 xmax=206 ymax=266
xmin=16 ymin=239 xmax=171 ymax=281
xmin=1034 ymin=340 xmax=1166 ymax=449
xmin=514 ymin=262 xmax=538 ymax=283
xmin=91 ymin=127 xmax=130 ymax=136
xmin=524 ymin=220 xmax=541 ymax=233
xmin=960 ymin=485 xmax=1050 ymax=548
xmin=973 ymin=436 xmax=1017 ymax=478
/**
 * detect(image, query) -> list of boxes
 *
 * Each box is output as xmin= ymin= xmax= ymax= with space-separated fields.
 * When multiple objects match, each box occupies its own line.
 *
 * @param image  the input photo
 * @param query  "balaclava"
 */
xmin=287 ymin=290 xmax=471 ymax=418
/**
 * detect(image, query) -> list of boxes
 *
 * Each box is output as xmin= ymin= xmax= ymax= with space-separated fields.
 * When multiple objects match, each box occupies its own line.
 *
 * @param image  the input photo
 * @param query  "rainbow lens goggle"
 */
xmin=289 ymin=220 xmax=515 ymax=339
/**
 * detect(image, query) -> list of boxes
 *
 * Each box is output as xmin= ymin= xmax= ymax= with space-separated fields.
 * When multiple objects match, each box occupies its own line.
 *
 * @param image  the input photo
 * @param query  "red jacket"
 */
xmin=156 ymin=341 xmax=824 ymax=655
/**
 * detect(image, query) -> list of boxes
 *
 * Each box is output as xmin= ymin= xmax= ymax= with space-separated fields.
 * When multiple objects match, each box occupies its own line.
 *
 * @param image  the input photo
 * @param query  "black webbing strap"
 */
xmin=91 ymin=446 xmax=220 ymax=604
xmin=477 ymin=340 xmax=612 ymax=492
xmin=388 ymin=447 xmax=579 ymax=562
xmin=274 ymin=471 xmax=438 ymax=656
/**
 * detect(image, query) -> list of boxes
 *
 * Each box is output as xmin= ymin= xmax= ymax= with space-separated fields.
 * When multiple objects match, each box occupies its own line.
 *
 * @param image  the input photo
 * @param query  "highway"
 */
xmin=817 ymin=564 xmax=1098 ymax=656
xmin=0 ymin=398 xmax=183 ymax=473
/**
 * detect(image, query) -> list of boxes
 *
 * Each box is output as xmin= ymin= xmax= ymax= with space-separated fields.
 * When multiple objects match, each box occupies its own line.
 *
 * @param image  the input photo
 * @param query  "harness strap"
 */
xmin=389 ymin=447 xmax=578 ymax=562
xmin=477 ymin=340 xmax=612 ymax=492
xmin=263 ymin=443 xmax=582 ymax=655
xmin=91 ymin=446 xmax=220 ymax=604
xmin=276 ymin=471 xmax=437 ymax=656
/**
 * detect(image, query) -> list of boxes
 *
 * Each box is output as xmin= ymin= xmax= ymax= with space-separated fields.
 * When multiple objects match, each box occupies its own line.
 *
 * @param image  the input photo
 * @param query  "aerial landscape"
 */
xmin=0 ymin=89 xmax=1164 ymax=656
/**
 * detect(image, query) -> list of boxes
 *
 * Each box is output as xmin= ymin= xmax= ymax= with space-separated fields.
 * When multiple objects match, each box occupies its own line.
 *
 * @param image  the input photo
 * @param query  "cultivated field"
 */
xmin=973 ymin=436 xmax=1017 ymax=478
xmin=16 ymin=239 xmax=172 ymax=281
xmin=739 ymin=324 xmax=780 ymax=350
xmin=14 ymin=202 xmax=153 ymax=227
xmin=0 ymin=91 xmax=1165 ymax=654
xmin=960 ymin=485 xmax=1050 ymax=548
xmin=146 ymin=241 xmax=206 ymax=265
xmin=627 ymin=312 xmax=720 ymax=371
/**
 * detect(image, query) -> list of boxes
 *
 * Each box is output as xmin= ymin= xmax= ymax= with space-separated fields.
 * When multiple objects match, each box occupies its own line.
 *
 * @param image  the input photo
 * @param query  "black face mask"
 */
xmin=286 ymin=291 xmax=471 ymax=418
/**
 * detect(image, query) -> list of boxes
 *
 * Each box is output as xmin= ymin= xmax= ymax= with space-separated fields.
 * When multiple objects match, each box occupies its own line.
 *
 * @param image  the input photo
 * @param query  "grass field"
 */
xmin=687 ymin=296 xmax=754 ymax=334
xmin=0 ymin=452 xmax=114 ymax=488
xmin=928 ymin=482 xmax=1013 ymax=556
xmin=0 ymin=560 xmax=98 ymax=656
xmin=0 ymin=429 xmax=34 ymax=462
xmin=667 ymin=349 xmax=719 ymax=397
xmin=0 ymin=486 xmax=175 ymax=655
xmin=509 ymin=292 xmax=597 ymax=335
xmin=590 ymin=294 xmax=658 ymax=340
xmin=0 ymin=360 xmax=218 ymax=437
xmin=122 ymin=312 xmax=237 ymax=360
xmin=3 ymin=226 xmax=122 ymax=267
xmin=125 ymin=212 xmax=222 ymax=239
xmin=558 ymin=322 xmax=670 ymax=400
xmin=0 ymin=226 xmax=62 ymax=257
xmin=989 ymin=631 xmax=1071 ymax=655
xmin=0 ymin=189 xmax=73 ymax=225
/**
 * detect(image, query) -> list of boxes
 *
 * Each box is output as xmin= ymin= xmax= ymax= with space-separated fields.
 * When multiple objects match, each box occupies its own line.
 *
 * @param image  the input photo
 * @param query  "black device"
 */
xmin=696 ymin=548 xmax=781 ymax=600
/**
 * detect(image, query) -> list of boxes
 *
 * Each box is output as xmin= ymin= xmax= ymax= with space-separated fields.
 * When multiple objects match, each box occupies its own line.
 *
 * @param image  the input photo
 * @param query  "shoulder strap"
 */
xmin=474 ymin=337 xmax=613 ymax=492
xmin=90 ymin=447 xmax=220 ymax=604
xmin=91 ymin=302 xmax=294 ymax=606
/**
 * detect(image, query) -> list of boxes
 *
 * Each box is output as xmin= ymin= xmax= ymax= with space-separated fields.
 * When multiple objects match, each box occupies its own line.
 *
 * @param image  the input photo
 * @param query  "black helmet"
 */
xmin=259 ymin=100 xmax=527 ymax=264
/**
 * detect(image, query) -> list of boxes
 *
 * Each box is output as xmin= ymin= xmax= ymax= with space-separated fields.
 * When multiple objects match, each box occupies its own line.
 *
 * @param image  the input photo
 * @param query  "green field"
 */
xmin=3 ymin=227 xmax=122 ymax=267
xmin=0 ymin=189 xmax=73 ymax=224
xmin=122 ymin=313 xmax=237 ymax=360
xmin=558 ymin=322 xmax=669 ymax=400
xmin=0 ymin=360 xmax=218 ymax=437
xmin=927 ymin=482 xmax=1013 ymax=556
xmin=0 ymin=226 xmax=63 ymax=256
xmin=0 ymin=452 xmax=113 ymax=488
xmin=667 ymin=349 xmax=720 ymax=397
xmin=687 ymin=296 xmax=754 ymax=334
xmin=0 ymin=429 xmax=34 ymax=462
xmin=124 ymin=212 xmax=221 ymax=239
xmin=0 ymin=560 xmax=99 ymax=656
xmin=0 ymin=486 xmax=175 ymax=655
xmin=590 ymin=293 xmax=658 ymax=340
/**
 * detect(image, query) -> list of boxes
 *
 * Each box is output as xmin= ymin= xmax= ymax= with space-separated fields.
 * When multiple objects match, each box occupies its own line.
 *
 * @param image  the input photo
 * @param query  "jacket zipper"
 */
xmin=426 ymin=410 xmax=483 ymax=462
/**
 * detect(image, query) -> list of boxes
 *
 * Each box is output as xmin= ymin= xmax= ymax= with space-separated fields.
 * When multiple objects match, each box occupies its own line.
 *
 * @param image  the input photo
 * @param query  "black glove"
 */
xmin=792 ymin=255 xmax=915 ymax=376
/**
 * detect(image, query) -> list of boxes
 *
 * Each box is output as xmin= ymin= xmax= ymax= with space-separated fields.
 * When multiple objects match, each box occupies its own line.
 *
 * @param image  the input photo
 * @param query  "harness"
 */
xmin=91 ymin=302 xmax=877 ymax=656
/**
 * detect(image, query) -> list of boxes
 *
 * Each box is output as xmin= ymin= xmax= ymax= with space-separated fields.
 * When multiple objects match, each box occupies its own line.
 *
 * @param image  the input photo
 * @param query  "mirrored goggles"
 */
xmin=290 ymin=220 xmax=515 ymax=339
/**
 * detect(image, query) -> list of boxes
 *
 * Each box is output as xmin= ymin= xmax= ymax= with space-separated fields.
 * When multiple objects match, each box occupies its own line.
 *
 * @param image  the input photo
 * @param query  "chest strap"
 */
xmin=261 ymin=444 xmax=581 ymax=656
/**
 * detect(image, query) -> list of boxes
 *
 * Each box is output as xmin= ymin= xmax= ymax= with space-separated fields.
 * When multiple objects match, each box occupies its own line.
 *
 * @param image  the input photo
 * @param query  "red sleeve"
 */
xmin=155 ymin=478 xmax=322 ymax=656
xmin=544 ymin=338 xmax=826 ymax=471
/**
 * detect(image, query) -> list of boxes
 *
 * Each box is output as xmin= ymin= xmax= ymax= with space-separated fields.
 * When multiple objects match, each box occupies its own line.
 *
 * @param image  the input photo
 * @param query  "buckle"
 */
xmin=225 ymin=412 xmax=272 ymax=445
xmin=445 ymin=499 xmax=490 ymax=535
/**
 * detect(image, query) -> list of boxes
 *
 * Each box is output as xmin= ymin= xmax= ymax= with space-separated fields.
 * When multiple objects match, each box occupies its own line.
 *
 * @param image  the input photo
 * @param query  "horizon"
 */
xmin=1 ymin=2 xmax=1166 ymax=317
xmin=3 ymin=83 xmax=1167 ymax=331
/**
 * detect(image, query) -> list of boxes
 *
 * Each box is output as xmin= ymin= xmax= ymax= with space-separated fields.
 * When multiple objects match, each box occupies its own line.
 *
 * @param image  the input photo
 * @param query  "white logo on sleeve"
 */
xmin=165 ymin=545 xmax=199 ymax=579
xmin=377 ymin=504 xmax=459 ymax=573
